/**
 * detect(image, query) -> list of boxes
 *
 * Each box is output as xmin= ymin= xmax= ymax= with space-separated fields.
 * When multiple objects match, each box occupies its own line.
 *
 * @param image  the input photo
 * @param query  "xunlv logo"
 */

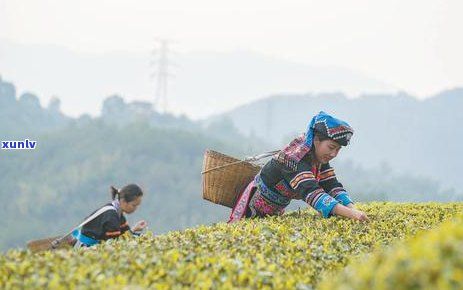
xmin=1 ymin=139 xmax=37 ymax=150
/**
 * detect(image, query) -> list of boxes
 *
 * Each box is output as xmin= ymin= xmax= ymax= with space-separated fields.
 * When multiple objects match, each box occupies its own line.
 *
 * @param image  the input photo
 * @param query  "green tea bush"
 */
xmin=1 ymin=203 xmax=462 ymax=289
xmin=319 ymin=212 xmax=463 ymax=290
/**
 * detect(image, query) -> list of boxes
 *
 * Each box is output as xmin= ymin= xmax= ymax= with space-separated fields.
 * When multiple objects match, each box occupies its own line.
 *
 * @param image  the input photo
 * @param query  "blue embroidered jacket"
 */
xmin=259 ymin=151 xmax=353 ymax=217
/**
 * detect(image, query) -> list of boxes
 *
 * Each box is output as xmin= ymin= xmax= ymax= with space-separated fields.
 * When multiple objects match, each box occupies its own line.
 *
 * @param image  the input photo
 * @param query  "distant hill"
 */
xmin=0 ymin=79 xmax=261 ymax=251
xmin=209 ymin=89 xmax=463 ymax=190
xmin=0 ymin=37 xmax=397 ymax=118
xmin=0 ymin=120 xmax=241 ymax=251
xmin=0 ymin=77 xmax=262 ymax=149
xmin=1 ymin=79 xmax=460 ymax=252
xmin=0 ymin=77 xmax=70 ymax=139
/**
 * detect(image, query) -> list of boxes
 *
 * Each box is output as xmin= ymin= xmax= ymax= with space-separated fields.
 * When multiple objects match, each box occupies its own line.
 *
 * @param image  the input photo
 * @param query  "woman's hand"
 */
xmin=333 ymin=204 xmax=369 ymax=222
xmin=350 ymin=208 xmax=369 ymax=222
xmin=132 ymin=220 xmax=147 ymax=232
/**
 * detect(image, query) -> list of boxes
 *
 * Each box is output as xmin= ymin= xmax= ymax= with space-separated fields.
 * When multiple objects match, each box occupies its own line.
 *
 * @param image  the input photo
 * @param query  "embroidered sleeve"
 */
xmin=319 ymin=163 xmax=353 ymax=206
xmin=101 ymin=211 xmax=123 ymax=240
xmin=327 ymin=187 xmax=353 ymax=206
xmin=318 ymin=163 xmax=342 ymax=192
xmin=120 ymin=215 xmax=130 ymax=234
xmin=281 ymin=166 xmax=338 ymax=218
xmin=119 ymin=215 xmax=141 ymax=236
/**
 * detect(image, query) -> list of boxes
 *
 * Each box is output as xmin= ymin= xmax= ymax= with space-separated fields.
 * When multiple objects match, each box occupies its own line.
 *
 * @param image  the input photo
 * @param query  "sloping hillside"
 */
xmin=208 ymin=90 xmax=463 ymax=190
xmin=1 ymin=203 xmax=462 ymax=289
xmin=319 ymin=210 xmax=463 ymax=290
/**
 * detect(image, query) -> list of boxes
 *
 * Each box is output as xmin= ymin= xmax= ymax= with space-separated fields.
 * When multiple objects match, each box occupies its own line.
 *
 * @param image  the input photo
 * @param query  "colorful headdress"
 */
xmin=307 ymin=111 xmax=354 ymax=147
xmin=275 ymin=111 xmax=354 ymax=170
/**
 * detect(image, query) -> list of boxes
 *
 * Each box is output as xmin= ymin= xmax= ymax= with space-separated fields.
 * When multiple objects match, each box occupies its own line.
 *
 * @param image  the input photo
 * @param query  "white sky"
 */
xmin=1 ymin=0 xmax=462 ymax=98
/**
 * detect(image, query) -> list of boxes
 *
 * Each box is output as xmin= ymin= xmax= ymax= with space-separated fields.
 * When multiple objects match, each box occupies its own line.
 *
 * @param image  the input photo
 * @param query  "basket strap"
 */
xmin=243 ymin=150 xmax=280 ymax=162
xmin=201 ymin=150 xmax=279 ymax=174
xmin=50 ymin=205 xmax=117 ymax=248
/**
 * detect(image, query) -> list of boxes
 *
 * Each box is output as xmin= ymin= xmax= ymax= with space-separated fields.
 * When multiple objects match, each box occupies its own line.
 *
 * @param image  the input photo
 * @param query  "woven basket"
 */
xmin=202 ymin=150 xmax=261 ymax=208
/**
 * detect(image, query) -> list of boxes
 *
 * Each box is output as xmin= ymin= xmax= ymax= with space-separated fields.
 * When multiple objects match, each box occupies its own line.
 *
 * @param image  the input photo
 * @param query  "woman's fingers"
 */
xmin=358 ymin=211 xmax=369 ymax=222
xmin=351 ymin=209 xmax=369 ymax=222
xmin=139 ymin=220 xmax=147 ymax=228
xmin=133 ymin=220 xmax=147 ymax=231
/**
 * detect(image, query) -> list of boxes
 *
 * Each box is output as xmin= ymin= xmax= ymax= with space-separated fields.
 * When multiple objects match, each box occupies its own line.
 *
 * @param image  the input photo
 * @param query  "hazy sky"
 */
xmin=1 ymin=0 xmax=462 ymax=100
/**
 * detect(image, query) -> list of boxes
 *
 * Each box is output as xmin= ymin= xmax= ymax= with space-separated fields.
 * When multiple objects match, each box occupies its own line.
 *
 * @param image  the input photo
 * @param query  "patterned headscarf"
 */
xmin=307 ymin=111 xmax=354 ymax=147
xmin=275 ymin=111 xmax=354 ymax=170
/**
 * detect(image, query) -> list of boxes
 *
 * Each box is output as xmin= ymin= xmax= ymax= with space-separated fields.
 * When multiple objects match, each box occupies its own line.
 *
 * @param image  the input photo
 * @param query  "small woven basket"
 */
xmin=202 ymin=150 xmax=261 ymax=208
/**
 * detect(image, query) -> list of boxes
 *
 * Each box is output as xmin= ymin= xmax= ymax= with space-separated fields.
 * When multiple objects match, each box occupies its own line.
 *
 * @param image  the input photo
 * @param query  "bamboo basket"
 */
xmin=202 ymin=150 xmax=261 ymax=208
xmin=26 ymin=235 xmax=75 ymax=253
